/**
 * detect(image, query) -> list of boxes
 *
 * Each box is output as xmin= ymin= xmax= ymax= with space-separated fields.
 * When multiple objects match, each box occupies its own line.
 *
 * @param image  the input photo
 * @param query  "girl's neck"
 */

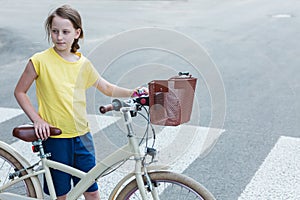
xmin=53 ymin=47 xmax=80 ymax=62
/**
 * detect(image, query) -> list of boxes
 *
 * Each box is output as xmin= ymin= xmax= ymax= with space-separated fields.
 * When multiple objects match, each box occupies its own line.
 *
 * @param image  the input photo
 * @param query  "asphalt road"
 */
xmin=0 ymin=0 xmax=299 ymax=199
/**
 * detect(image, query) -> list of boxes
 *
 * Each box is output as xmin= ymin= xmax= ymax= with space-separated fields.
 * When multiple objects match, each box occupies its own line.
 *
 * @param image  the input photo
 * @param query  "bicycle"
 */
xmin=0 ymin=74 xmax=216 ymax=200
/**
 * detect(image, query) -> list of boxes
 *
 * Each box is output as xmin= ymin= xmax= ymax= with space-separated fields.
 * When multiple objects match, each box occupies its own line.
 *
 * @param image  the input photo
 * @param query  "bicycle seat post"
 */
xmin=32 ymin=139 xmax=50 ymax=159
xmin=32 ymin=139 xmax=56 ymax=198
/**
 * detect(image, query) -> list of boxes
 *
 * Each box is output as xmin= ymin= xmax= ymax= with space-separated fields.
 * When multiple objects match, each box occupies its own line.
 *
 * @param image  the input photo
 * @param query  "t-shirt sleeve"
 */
xmin=30 ymin=53 xmax=41 ymax=76
xmin=84 ymin=59 xmax=100 ymax=88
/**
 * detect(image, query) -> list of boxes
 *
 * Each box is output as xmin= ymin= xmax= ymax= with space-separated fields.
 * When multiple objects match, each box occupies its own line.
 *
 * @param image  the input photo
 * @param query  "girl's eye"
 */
xmin=63 ymin=30 xmax=70 ymax=34
xmin=52 ymin=30 xmax=58 ymax=34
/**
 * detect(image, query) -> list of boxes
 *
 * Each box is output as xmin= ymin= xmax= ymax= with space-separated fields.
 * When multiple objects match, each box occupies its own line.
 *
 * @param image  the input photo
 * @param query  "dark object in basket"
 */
xmin=148 ymin=73 xmax=197 ymax=126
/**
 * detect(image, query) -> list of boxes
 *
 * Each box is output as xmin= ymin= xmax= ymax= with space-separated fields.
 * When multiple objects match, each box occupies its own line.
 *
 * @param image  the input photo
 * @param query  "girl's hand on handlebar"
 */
xmin=33 ymin=118 xmax=51 ymax=140
xmin=131 ymin=87 xmax=149 ymax=97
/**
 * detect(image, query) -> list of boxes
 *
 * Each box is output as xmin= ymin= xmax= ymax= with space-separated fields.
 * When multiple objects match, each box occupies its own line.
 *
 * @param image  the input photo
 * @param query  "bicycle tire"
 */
xmin=0 ymin=145 xmax=39 ymax=197
xmin=116 ymin=171 xmax=215 ymax=200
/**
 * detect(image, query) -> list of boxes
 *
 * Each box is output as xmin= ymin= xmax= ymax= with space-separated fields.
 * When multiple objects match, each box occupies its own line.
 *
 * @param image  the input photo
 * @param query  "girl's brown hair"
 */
xmin=45 ymin=5 xmax=84 ymax=53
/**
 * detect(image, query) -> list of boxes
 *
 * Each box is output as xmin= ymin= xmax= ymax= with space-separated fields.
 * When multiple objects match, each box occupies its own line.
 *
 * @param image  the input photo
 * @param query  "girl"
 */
xmin=14 ymin=4 xmax=147 ymax=200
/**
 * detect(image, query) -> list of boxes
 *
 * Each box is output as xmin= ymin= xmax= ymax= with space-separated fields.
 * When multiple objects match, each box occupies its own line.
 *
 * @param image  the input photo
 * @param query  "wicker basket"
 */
xmin=148 ymin=74 xmax=197 ymax=126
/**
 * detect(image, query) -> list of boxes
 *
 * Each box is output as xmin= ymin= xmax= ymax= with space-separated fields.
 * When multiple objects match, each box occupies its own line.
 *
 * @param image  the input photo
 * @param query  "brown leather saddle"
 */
xmin=13 ymin=124 xmax=62 ymax=142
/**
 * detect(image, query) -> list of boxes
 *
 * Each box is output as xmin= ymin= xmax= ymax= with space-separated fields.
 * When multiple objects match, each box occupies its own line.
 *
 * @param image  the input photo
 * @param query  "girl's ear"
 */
xmin=75 ymin=28 xmax=81 ymax=39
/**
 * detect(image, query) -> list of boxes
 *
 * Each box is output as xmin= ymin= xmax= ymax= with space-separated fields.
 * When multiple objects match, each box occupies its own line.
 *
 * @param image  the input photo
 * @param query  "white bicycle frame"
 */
xmin=0 ymin=107 xmax=165 ymax=200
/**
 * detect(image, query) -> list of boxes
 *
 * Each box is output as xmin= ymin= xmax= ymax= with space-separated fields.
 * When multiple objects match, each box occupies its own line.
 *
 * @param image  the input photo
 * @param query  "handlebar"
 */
xmin=99 ymin=104 xmax=114 ymax=114
xmin=99 ymin=96 xmax=149 ymax=114
xmin=99 ymin=99 xmax=123 ymax=114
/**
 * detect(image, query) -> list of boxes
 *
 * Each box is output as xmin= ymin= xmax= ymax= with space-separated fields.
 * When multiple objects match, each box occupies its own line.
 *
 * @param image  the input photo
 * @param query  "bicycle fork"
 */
xmin=134 ymin=162 xmax=160 ymax=200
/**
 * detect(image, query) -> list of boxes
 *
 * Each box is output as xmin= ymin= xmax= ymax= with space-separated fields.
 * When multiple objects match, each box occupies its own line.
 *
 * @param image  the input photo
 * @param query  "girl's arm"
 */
xmin=14 ymin=60 xmax=50 ymax=140
xmin=94 ymin=76 xmax=136 ymax=97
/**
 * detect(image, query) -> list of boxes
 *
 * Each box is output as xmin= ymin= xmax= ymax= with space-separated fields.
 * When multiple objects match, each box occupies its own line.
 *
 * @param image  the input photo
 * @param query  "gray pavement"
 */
xmin=1 ymin=0 xmax=300 ymax=199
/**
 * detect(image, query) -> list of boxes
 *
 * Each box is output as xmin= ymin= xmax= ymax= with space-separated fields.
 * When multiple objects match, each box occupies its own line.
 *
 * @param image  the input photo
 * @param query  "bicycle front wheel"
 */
xmin=116 ymin=171 xmax=215 ymax=200
xmin=0 ymin=144 xmax=40 ymax=197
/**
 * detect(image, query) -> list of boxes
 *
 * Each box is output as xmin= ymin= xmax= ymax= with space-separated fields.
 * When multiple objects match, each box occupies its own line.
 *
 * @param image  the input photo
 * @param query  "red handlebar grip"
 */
xmin=99 ymin=104 xmax=114 ymax=114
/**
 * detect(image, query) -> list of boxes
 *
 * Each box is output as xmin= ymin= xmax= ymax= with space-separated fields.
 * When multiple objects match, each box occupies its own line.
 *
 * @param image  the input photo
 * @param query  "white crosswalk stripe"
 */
xmin=2 ymin=107 xmax=300 ymax=199
xmin=0 ymin=107 xmax=23 ymax=123
xmin=0 ymin=107 xmax=225 ymax=199
xmin=96 ymin=124 xmax=224 ymax=199
xmin=238 ymin=136 xmax=300 ymax=200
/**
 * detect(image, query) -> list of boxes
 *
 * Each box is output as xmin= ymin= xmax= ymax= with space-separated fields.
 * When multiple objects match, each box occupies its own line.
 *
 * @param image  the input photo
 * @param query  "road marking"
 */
xmin=238 ymin=136 xmax=300 ymax=200
xmin=88 ymin=114 xmax=121 ymax=133
xmin=1 ymin=111 xmax=224 ymax=199
xmin=0 ymin=107 xmax=23 ymax=123
xmin=96 ymin=124 xmax=224 ymax=199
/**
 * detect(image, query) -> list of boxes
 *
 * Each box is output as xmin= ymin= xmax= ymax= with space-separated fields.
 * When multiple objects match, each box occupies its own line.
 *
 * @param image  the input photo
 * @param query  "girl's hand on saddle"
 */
xmin=34 ymin=118 xmax=51 ymax=140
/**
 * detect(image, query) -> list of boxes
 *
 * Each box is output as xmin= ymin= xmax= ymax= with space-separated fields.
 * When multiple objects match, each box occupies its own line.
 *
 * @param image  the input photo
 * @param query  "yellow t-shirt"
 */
xmin=31 ymin=47 xmax=100 ymax=138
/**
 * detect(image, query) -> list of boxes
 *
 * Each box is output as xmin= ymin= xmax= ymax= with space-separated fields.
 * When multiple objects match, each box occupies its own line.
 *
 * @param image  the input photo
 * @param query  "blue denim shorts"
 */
xmin=43 ymin=132 xmax=98 ymax=196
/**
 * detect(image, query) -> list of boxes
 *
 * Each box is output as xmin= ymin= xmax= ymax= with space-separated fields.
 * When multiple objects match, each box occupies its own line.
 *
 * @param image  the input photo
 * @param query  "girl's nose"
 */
xmin=57 ymin=32 xmax=63 ymax=40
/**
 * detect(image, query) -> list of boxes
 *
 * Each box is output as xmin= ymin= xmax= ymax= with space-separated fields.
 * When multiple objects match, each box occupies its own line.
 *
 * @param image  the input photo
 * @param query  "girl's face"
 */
xmin=50 ymin=16 xmax=81 ymax=53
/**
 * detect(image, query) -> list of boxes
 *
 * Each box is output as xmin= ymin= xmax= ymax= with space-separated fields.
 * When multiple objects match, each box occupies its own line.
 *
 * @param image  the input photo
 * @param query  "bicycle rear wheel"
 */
xmin=0 ymin=144 xmax=40 ymax=197
xmin=116 ymin=171 xmax=215 ymax=200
